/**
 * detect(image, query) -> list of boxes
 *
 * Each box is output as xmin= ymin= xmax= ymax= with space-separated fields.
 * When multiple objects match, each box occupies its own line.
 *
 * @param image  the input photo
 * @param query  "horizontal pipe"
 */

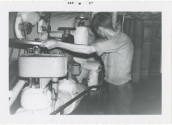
xmin=9 ymin=39 xmax=42 ymax=49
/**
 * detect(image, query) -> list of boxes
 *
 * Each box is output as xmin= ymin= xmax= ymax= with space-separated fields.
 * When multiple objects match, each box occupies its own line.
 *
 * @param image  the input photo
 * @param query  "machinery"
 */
xmin=9 ymin=43 xmax=86 ymax=115
xmin=9 ymin=12 xmax=103 ymax=115
xmin=58 ymin=27 xmax=75 ymax=44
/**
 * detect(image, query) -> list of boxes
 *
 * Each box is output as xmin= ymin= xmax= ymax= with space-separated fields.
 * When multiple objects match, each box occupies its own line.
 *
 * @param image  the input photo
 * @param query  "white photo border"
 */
xmin=0 ymin=1 xmax=171 ymax=124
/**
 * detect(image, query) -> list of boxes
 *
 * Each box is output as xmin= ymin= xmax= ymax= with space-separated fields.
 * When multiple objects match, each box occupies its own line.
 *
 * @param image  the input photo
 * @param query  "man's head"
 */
xmin=91 ymin=12 xmax=114 ymax=38
xmin=91 ymin=12 xmax=122 ymax=39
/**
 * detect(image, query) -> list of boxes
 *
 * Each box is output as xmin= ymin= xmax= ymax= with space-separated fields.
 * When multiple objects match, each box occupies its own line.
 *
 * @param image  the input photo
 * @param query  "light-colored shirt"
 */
xmin=93 ymin=32 xmax=134 ymax=86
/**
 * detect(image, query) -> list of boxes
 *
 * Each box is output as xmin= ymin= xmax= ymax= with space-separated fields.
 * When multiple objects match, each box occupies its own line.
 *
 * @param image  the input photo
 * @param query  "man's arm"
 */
xmin=93 ymin=33 xmax=131 ymax=56
xmin=42 ymin=39 xmax=96 ymax=54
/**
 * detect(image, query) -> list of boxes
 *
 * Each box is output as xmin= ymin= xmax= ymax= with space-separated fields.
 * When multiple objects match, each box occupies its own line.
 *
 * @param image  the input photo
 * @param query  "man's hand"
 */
xmin=41 ymin=39 xmax=59 ymax=49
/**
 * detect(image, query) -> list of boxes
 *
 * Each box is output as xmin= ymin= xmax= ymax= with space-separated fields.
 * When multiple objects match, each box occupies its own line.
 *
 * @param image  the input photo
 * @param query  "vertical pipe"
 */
xmin=130 ymin=19 xmax=135 ymax=39
xmin=141 ymin=20 xmax=152 ymax=79
xmin=18 ymin=49 xmax=21 ymax=58
xmin=9 ymin=48 xmax=14 ymax=63
xmin=132 ymin=19 xmax=144 ymax=83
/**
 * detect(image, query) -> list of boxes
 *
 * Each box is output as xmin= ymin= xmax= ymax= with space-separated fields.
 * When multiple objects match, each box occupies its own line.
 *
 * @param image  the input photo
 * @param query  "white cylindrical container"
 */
xmin=20 ymin=87 xmax=51 ymax=110
xmin=74 ymin=26 xmax=89 ymax=45
xmin=82 ymin=61 xmax=101 ymax=89
xmin=88 ymin=70 xmax=99 ymax=88
xmin=74 ymin=26 xmax=89 ymax=64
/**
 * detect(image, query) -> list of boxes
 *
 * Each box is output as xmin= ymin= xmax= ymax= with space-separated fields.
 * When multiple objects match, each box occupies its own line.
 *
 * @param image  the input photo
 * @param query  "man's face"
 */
xmin=97 ymin=27 xmax=107 ymax=38
xmin=97 ymin=27 xmax=115 ymax=39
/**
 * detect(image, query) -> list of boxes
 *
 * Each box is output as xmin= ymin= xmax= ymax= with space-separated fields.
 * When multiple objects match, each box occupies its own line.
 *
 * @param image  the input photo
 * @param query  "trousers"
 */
xmin=103 ymin=81 xmax=133 ymax=114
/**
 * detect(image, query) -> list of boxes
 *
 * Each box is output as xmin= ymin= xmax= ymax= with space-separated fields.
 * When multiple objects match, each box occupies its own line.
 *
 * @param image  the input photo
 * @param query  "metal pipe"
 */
xmin=9 ymin=80 xmax=26 ymax=107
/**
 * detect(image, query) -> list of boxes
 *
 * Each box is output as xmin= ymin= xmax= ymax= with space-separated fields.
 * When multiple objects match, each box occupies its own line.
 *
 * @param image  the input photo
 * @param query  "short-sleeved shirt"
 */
xmin=93 ymin=32 xmax=134 ymax=86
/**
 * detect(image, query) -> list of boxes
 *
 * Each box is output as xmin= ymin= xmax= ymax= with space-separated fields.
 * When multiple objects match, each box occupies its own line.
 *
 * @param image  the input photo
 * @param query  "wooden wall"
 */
xmin=123 ymin=15 xmax=161 ymax=83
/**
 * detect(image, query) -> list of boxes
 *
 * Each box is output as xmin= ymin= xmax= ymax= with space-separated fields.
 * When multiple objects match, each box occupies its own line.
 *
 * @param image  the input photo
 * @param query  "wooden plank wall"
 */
xmin=124 ymin=17 xmax=161 ymax=83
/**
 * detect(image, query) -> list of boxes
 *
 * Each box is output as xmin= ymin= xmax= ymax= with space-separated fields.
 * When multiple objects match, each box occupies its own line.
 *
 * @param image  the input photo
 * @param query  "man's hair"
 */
xmin=91 ymin=12 xmax=113 ymax=37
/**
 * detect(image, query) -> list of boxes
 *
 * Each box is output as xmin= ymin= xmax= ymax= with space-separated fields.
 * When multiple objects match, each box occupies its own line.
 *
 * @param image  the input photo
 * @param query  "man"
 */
xmin=41 ymin=12 xmax=134 ymax=114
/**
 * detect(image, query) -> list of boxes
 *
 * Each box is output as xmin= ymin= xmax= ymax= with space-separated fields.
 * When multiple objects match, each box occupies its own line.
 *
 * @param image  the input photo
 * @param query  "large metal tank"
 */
xmin=18 ymin=54 xmax=67 ymax=78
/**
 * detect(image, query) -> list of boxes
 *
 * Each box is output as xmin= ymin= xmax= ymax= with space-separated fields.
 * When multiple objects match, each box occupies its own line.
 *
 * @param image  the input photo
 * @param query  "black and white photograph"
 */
xmin=9 ymin=11 xmax=162 ymax=115
xmin=0 ymin=1 xmax=172 ymax=124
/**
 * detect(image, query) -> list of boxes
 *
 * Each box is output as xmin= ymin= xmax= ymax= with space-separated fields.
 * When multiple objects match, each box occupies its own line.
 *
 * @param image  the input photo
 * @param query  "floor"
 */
xmin=72 ymin=75 xmax=161 ymax=115
xmin=131 ymin=75 xmax=161 ymax=114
